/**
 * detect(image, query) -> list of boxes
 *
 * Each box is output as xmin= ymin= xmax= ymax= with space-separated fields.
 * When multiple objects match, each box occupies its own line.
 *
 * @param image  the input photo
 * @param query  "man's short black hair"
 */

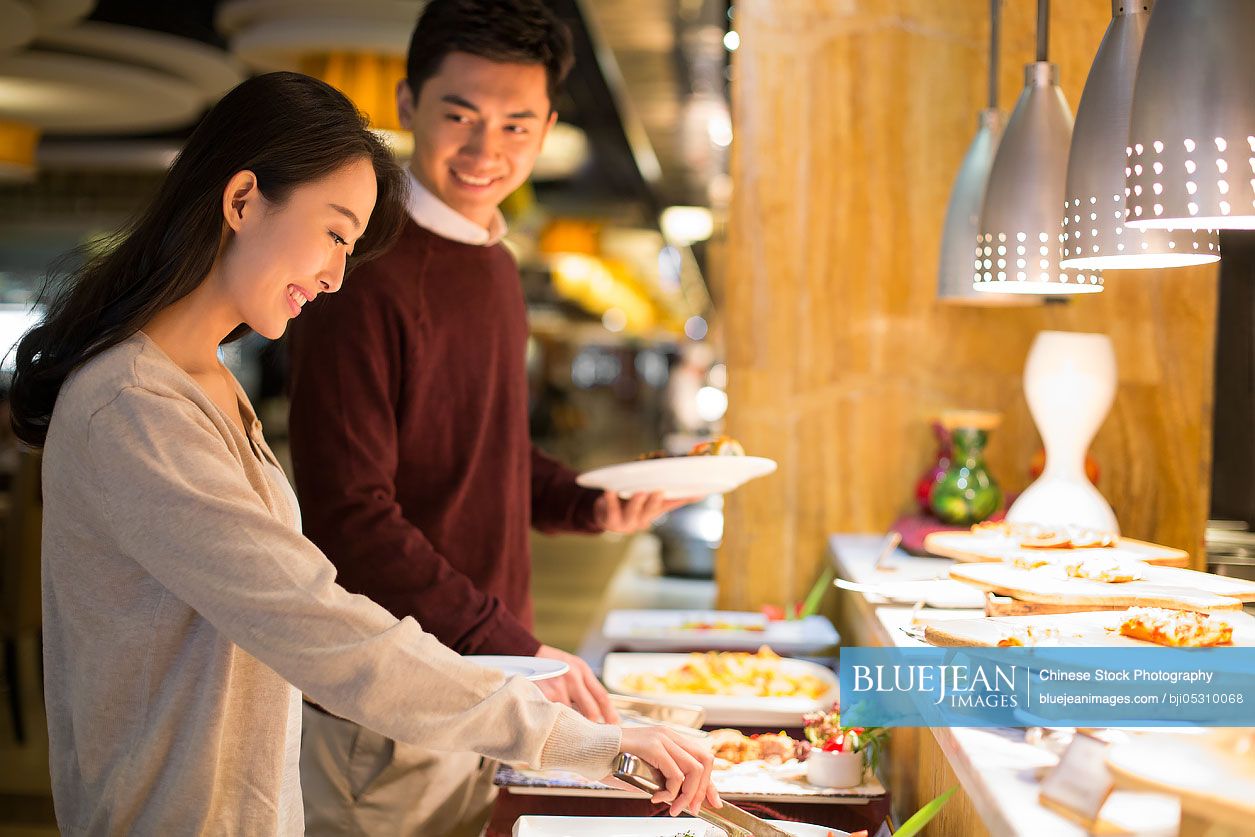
xmin=406 ymin=0 xmax=575 ymax=107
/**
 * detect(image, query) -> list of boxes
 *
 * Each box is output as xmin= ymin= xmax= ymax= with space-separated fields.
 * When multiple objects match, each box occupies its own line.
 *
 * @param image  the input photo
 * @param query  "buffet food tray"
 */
xmin=602 ymin=652 xmax=838 ymax=727
xmin=602 ymin=610 xmax=839 ymax=655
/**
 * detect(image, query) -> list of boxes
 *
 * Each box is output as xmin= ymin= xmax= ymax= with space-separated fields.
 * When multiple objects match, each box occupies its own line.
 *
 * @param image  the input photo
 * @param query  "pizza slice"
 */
xmin=1116 ymin=607 xmax=1234 ymax=647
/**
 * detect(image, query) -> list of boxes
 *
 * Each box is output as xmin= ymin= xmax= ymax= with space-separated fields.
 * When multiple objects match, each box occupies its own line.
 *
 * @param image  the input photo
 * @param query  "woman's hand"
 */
xmin=616 ymin=726 xmax=721 ymax=816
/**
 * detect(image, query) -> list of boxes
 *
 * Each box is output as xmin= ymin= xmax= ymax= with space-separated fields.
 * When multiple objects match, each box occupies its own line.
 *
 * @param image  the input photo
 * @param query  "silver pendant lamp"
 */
xmin=1061 ymin=0 xmax=1218 ymax=269
xmin=938 ymin=1 xmax=1032 ymax=305
xmin=975 ymin=0 xmax=1102 ymax=295
xmin=1125 ymin=0 xmax=1255 ymax=231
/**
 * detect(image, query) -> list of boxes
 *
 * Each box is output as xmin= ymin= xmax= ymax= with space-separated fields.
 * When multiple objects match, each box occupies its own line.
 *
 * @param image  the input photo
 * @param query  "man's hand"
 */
xmin=535 ymin=645 xmax=620 ymax=724
xmin=594 ymin=491 xmax=701 ymax=534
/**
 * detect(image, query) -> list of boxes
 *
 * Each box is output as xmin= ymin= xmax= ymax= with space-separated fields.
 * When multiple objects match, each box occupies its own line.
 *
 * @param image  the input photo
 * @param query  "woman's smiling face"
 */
xmin=217 ymin=157 xmax=377 ymax=340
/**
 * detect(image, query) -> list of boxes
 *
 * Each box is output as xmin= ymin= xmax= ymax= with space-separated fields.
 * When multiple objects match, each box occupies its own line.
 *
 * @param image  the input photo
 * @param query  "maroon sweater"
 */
xmin=287 ymin=220 xmax=602 ymax=657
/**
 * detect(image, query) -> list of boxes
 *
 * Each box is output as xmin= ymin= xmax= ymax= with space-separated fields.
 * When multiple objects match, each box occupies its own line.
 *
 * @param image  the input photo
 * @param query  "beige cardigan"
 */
xmin=40 ymin=333 xmax=620 ymax=835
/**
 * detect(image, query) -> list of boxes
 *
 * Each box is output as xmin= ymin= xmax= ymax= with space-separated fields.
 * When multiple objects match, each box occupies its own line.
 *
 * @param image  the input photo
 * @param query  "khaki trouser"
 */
xmin=300 ymin=703 xmax=498 ymax=837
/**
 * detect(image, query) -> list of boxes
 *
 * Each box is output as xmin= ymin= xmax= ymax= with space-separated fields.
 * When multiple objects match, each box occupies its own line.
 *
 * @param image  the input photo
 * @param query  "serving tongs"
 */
xmin=612 ymin=753 xmax=794 ymax=837
xmin=610 ymin=694 xmax=708 ymax=738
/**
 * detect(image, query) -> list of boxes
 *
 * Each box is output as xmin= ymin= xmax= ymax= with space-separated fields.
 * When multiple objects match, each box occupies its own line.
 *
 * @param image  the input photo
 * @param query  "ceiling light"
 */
xmin=976 ymin=0 xmax=1103 ymax=295
xmin=661 ymin=205 xmax=715 ymax=246
xmin=1062 ymin=0 xmax=1217 ymax=269
xmin=939 ymin=0 xmax=1033 ymax=305
xmin=1125 ymin=0 xmax=1255 ymax=230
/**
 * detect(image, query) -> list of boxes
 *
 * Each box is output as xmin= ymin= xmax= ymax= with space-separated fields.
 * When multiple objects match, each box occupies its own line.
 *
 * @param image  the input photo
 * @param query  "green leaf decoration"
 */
xmin=799 ymin=566 xmax=835 ymax=619
xmin=893 ymin=786 xmax=956 ymax=837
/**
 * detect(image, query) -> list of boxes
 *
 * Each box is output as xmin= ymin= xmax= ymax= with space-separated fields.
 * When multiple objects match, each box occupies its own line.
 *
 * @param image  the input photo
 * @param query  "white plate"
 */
xmin=465 ymin=656 xmax=568 ymax=682
xmin=513 ymin=816 xmax=846 ymax=836
xmin=602 ymin=652 xmax=838 ymax=727
xmin=603 ymin=610 xmax=840 ymax=654
xmin=577 ymin=457 xmax=777 ymax=500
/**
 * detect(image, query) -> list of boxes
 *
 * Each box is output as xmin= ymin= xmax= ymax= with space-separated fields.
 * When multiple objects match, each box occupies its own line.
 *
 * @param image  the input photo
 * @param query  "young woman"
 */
xmin=9 ymin=72 xmax=717 ymax=835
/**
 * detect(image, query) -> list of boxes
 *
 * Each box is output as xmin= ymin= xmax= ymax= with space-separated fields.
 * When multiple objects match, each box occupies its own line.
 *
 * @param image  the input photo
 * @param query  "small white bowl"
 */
xmin=805 ymin=749 xmax=865 ymax=788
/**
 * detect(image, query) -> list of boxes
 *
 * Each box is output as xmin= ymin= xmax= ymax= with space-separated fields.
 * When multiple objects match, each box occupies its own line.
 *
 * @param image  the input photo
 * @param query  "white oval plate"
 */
xmin=465 ymin=655 xmax=569 ymax=682
xmin=602 ymin=652 xmax=839 ymax=727
xmin=577 ymin=456 xmax=777 ymax=500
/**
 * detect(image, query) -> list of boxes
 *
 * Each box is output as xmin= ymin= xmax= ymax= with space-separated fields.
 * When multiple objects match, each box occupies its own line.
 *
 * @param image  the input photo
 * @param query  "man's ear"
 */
xmin=539 ymin=108 xmax=558 ymax=143
xmin=222 ymin=170 xmax=259 ymax=234
xmin=396 ymin=79 xmax=416 ymax=131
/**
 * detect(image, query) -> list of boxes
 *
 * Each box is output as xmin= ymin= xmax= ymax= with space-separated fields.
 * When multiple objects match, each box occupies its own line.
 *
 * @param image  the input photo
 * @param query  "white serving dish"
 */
xmin=602 ymin=652 xmax=838 ymax=727
xmin=602 ymin=610 xmax=840 ymax=654
xmin=577 ymin=456 xmax=778 ymax=500
xmin=512 ymin=816 xmax=846 ymax=836
xmin=805 ymin=750 xmax=865 ymax=789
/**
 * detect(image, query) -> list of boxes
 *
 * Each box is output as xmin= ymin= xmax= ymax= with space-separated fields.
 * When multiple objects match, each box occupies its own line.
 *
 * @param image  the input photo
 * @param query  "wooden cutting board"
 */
xmin=923 ymin=531 xmax=1189 ymax=567
xmin=922 ymin=609 xmax=1255 ymax=647
xmin=949 ymin=562 xmax=1255 ymax=612
xmin=1107 ymin=732 xmax=1255 ymax=831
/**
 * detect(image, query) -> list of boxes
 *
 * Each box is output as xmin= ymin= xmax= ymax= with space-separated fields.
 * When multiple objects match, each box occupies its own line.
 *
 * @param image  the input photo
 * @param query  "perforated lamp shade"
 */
xmin=975 ymin=63 xmax=1102 ymax=294
xmin=1061 ymin=0 xmax=1218 ymax=268
xmin=940 ymin=110 xmax=1020 ymax=303
xmin=938 ymin=0 xmax=1034 ymax=305
xmin=1125 ymin=0 xmax=1255 ymax=231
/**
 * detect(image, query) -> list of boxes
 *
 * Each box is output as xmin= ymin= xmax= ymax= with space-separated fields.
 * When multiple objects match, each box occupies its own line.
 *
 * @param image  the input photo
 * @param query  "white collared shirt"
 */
xmin=405 ymin=169 xmax=508 ymax=247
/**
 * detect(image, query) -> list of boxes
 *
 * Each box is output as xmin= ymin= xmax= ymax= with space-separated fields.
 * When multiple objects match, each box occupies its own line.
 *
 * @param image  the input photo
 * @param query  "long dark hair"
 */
xmin=9 ymin=71 xmax=407 ymax=447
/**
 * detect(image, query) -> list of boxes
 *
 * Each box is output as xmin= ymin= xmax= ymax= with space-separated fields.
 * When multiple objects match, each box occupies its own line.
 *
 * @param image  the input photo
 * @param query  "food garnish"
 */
xmin=678 ymin=620 xmax=766 ymax=633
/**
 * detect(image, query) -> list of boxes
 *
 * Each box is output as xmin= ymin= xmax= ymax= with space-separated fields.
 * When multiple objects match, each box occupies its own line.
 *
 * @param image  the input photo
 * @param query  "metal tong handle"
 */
xmin=612 ymin=753 xmax=750 ymax=837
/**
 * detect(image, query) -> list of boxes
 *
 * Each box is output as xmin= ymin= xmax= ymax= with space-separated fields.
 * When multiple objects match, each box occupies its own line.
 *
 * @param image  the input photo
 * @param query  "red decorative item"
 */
xmin=915 ymin=421 xmax=952 ymax=514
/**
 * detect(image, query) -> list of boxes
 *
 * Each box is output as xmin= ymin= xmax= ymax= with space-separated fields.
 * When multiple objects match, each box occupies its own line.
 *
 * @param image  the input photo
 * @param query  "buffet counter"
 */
xmin=486 ymin=536 xmax=890 ymax=836
xmin=828 ymin=534 xmax=1181 ymax=837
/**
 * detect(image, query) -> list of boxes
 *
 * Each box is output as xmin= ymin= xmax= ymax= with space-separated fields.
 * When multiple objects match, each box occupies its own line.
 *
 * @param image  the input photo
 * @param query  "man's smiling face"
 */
xmin=400 ymin=50 xmax=556 ymax=228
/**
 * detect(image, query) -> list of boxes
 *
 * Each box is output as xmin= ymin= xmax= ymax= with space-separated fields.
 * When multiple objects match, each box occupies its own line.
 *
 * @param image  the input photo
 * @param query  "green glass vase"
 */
xmin=928 ymin=426 xmax=1002 ymax=525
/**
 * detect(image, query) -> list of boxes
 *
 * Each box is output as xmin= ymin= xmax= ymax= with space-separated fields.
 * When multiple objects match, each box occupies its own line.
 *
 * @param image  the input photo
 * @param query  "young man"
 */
xmin=287 ymin=2 xmax=691 ymax=834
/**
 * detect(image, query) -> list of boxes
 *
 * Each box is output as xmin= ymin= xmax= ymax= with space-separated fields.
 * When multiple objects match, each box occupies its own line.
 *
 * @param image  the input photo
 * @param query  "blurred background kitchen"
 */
xmin=1 ymin=0 xmax=1254 ymax=832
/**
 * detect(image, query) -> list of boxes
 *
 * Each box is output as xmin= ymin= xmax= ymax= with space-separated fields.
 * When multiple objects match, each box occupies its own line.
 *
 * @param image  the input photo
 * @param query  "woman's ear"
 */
xmin=222 ymin=170 xmax=259 ymax=234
